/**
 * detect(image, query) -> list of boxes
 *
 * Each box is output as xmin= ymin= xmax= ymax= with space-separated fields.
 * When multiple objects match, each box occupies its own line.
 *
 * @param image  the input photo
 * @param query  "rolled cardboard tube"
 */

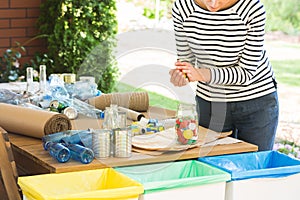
xmin=0 ymin=103 xmax=72 ymax=138
xmin=88 ymin=92 xmax=149 ymax=112
xmin=118 ymin=106 xmax=145 ymax=121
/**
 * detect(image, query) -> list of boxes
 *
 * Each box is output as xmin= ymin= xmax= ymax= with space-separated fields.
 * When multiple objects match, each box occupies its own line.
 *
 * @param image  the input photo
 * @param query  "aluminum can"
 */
xmin=50 ymin=100 xmax=67 ymax=112
xmin=113 ymin=128 xmax=132 ymax=158
xmin=92 ymin=129 xmax=111 ymax=159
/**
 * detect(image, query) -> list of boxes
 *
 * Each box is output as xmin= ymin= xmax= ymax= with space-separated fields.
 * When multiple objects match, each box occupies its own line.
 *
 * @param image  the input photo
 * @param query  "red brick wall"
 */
xmin=0 ymin=0 xmax=47 ymax=66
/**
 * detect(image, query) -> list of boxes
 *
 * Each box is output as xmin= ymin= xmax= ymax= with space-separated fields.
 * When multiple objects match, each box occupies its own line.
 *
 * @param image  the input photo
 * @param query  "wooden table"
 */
xmin=9 ymin=132 xmax=258 ymax=175
xmin=5 ymin=105 xmax=257 ymax=175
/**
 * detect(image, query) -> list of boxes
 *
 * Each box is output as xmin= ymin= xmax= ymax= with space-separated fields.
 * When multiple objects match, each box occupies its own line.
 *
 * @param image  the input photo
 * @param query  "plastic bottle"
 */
xmin=48 ymin=74 xmax=69 ymax=101
xmin=45 ymin=142 xmax=71 ymax=163
xmin=66 ymin=143 xmax=94 ymax=164
xmin=42 ymin=130 xmax=87 ymax=150
xmin=0 ymin=89 xmax=22 ymax=105
xmin=63 ymin=73 xmax=76 ymax=105
xmin=60 ymin=131 xmax=92 ymax=148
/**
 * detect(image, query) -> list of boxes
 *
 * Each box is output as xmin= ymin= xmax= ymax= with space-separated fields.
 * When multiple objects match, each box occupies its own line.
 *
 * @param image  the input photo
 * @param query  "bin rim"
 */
xmin=18 ymin=168 xmax=144 ymax=200
xmin=115 ymin=160 xmax=231 ymax=193
xmin=198 ymin=151 xmax=300 ymax=180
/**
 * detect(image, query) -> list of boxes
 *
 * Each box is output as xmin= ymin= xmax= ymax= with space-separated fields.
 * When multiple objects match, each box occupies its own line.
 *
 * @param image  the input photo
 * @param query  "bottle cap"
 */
xmin=63 ymin=106 xmax=78 ymax=120
xmin=63 ymin=73 xmax=76 ymax=84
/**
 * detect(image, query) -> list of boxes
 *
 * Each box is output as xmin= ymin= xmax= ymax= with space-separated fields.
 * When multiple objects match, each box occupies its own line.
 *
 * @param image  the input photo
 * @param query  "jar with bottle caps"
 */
xmin=175 ymin=103 xmax=198 ymax=145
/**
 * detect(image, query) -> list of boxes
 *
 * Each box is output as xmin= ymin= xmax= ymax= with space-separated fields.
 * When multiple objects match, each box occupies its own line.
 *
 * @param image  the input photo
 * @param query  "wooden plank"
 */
xmin=0 ymin=130 xmax=22 ymax=200
xmin=0 ymin=179 xmax=9 ymax=200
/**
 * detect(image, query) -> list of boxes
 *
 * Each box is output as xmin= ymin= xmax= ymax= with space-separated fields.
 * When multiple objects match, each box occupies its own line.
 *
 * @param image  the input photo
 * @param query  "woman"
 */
xmin=169 ymin=0 xmax=279 ymax=151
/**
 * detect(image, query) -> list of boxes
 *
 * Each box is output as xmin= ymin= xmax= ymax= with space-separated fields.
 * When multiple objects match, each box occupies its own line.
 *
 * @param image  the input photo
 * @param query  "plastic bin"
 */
xmin=115 ymin=160 xmax=230 ymax=200
xmin=18 ymin=168 xmax=144 ymax=200
xmin=198 ymin=150 xmax=300 ymax=200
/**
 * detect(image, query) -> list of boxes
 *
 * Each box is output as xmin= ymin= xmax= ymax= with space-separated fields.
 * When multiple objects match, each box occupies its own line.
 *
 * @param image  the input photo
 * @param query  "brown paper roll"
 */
xmin=88 ymin=92 xmax=149 ymax=112
xmin=0 ymin=103 xmax=72 ymax=138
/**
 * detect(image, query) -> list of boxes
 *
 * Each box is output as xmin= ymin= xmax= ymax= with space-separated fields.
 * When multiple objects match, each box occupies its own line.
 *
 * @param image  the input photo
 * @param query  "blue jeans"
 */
xmin=195 ymin=92 xmax=279 ymax=151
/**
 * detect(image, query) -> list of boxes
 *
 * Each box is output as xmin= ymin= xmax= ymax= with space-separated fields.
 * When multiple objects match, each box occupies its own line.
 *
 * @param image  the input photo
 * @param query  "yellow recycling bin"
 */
xmin=18 ymin=168 xmax=144 ymax=200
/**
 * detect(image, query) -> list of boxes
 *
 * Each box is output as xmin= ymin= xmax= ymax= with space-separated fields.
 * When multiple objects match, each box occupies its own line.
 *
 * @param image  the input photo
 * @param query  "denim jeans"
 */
xmin=195 ymin=91 xmax=279 ymax=151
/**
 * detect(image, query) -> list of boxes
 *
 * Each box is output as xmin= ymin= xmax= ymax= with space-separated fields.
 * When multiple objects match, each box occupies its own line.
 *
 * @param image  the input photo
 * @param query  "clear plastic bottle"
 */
xmin=0 ymin=89 xmax=22 ymax=105
xmin=63 ymin=73 xmax=76 ymax=105
xmin=66 ymin=143 xmax=94 ymax=164
xmin=45 ymin=142 xmax=71 ymax=163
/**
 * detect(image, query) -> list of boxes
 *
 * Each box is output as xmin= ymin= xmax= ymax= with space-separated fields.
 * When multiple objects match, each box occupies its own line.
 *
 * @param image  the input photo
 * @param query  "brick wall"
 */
xmin=0 ymin=0 xmax=47 ymax=66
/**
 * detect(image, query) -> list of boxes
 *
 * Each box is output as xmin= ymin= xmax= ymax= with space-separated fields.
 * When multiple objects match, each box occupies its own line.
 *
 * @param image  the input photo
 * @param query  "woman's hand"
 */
xmin=175 ymin=60 xmax=211 ymax=83
xmin=169 ymin=67 xmax=189 ymax=87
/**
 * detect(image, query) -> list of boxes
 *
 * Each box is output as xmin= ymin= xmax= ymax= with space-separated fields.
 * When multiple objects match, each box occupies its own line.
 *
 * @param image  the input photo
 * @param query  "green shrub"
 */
xmin=262 ymin=0 xmax=300 ymax=34
xmin=38 ymin=0 xmax=119 ymax=93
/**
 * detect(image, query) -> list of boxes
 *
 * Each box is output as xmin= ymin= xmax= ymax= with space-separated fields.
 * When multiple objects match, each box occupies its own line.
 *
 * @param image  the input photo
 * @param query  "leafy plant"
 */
xmin=274 ymin=140 xmax=300 ymax=159
xmin=0 ymin=44 xmax=25 ymax=82
xmin=0 ymin=35 xmax=47 ymax=83
xmin=23 ymin=52 xmax=54 ymax=81
xmin=262 ymin=0 xmax=300 ymax=34
xmin=38 ymin=0 xmax=119 ymax=93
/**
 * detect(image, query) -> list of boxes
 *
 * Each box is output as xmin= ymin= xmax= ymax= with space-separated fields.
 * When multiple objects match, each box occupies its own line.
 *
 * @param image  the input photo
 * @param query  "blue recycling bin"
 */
xmin=198 ymin=151 xmax=300 ymax=200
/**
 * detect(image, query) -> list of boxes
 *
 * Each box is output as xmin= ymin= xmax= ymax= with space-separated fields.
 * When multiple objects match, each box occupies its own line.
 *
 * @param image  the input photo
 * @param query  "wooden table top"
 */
xmin=6 ymin=106 xmax=258 ymax=175
xmin=8 ymin=132 xmax=258 ymax=174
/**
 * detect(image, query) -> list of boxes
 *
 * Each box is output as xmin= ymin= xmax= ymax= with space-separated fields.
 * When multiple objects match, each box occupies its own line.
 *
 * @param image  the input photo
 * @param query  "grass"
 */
xmin=272 ymin=60 xmax=300 ymax=87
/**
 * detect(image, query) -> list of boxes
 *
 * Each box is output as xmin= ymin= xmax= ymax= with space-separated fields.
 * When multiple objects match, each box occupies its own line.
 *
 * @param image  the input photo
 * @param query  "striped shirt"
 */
xmin=172 ymin=0 xmax=277 ymax=102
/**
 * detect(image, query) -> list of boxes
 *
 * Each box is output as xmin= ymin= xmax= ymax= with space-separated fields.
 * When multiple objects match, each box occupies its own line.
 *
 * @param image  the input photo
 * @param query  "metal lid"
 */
xmin=63 ymin=73 xmax=76 ymax=84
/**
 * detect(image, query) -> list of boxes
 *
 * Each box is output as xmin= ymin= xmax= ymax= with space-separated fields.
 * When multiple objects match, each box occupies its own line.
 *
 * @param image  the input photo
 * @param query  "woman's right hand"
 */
xmin=169 ymin=60 xmax=189 ymax=87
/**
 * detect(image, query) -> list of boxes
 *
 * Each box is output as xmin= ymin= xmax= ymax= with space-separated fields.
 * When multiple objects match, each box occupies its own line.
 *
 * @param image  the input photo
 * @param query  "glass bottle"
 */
xmin=26 ymin=67 xmax=35 ymax=95
xmin=66 ymin=143 xmax=94 ymax=164
xmin=175 ymin=103 xmax=198 ymax=145
xmin=39 ymin=65 xmax=47 ymax=93
xmin=45 ymin=142 xmax=71 ymax=163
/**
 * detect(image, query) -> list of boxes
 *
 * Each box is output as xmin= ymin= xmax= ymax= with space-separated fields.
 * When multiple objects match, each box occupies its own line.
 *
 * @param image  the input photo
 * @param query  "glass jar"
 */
xmin=175 ymin=103 xmax=198 ymax=145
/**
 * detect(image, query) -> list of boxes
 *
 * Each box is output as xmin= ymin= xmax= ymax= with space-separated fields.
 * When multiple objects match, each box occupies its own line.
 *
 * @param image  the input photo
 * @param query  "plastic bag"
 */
xmin=18 ymin=168 xmax=144 ymax=200
xmin=115 ymin=160 xmax=230 ymax=194
xmin=198 ymin=150 xmax=300 ymax=180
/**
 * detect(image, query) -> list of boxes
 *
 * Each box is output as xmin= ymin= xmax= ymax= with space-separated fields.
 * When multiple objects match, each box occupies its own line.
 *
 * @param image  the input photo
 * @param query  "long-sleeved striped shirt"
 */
xmin=172 ymin=0 xmax=277 ymax=102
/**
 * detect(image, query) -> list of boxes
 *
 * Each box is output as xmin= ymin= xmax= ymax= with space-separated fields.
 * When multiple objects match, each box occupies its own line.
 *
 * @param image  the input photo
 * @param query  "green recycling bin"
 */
xmin=115 ymin=160 xmax=230 ymax=200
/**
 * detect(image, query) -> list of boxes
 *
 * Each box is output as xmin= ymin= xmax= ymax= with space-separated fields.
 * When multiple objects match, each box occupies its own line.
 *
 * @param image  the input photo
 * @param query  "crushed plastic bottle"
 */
xmin=0 ymin=89 xmax=23 ymax=105
xmin=48 ymin=74 xmax=69 ymax=101
xmin=72 ymin=80 xmax=101 ymax=101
